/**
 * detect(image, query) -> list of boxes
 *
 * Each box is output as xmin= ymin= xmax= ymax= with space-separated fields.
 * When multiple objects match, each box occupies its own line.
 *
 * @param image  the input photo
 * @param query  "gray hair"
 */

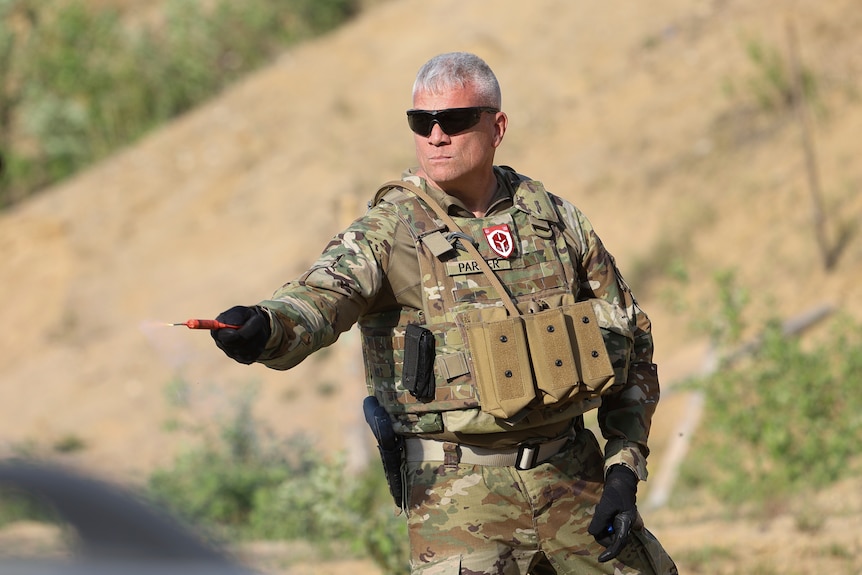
xmin=412 ymin=52 xmax=501 ymax=108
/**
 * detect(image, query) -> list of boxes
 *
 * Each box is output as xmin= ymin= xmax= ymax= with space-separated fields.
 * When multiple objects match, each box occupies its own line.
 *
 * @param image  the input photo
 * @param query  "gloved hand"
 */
xmin=588 ymin=464 xmax=640 ymax=563
xmin=210 ymin=305 xmax=271 ymax=364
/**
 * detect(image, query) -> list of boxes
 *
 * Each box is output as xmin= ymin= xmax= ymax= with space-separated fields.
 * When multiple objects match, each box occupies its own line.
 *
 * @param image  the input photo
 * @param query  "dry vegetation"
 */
xmin=2 ymin=0 xmax=861 ymax=573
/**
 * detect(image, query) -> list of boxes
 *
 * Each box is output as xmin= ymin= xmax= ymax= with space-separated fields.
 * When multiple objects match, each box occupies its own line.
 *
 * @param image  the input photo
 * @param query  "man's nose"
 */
xmin=427 ymin=121 xmax=451 ymax=144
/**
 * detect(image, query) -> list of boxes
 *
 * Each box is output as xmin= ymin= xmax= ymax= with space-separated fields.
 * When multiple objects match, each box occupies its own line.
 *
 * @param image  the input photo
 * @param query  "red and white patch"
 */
xmin=483 ymin=224 xmax=514 ymax=259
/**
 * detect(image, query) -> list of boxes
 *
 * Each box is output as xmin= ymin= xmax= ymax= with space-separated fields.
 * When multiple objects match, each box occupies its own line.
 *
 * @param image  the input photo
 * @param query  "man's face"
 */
xmin=411 ymin=83 xmax=506 ymax=193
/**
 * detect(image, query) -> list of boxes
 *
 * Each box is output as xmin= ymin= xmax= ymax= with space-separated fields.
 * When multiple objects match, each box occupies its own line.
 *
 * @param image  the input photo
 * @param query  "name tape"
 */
xmin=445 ymin=259 xmax=512 ymax=276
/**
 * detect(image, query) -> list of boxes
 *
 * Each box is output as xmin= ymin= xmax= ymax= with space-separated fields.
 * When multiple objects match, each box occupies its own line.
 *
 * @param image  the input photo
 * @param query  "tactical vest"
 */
xmin=359 ymin=171 xmax=634 ymax=435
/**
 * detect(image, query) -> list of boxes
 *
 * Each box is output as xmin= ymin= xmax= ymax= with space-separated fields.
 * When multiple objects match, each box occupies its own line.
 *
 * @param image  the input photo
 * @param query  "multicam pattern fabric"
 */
xmin=258 ymin=166 xmax=658 ymax=481
xmin=364 ymin=178 xmax=634 ymax=427
xmin=406 ymin=426 xmax=678 ymax=574
xmin=365 ymin=178 xmax=580 ymax=416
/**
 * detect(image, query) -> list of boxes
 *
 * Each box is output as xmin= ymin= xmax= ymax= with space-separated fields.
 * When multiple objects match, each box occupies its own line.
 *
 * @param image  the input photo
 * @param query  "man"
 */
xmin=210 ymin=52 xmax=677 ymax=575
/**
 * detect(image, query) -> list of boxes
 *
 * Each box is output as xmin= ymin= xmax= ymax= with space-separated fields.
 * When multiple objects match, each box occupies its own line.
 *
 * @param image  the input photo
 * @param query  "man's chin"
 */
xmin=421 ymin=170 xmax=460 ymax=190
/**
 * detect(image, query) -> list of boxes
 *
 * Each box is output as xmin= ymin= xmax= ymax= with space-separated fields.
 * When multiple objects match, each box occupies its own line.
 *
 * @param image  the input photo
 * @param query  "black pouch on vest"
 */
xmin=402 ymin=324 xmax=435 ymax=402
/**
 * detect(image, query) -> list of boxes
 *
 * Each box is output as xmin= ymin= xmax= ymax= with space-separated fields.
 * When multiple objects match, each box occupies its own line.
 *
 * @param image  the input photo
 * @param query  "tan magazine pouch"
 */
xmin=523 ymin=307 xmax=579 ymax=402
xmin=523 ymin=300 xmax=615 ymax=399
xmin=464 ymin=313 xmax=534 ymax=419
xmin=561 ymin=301 xmax=615 ymax=394
xmin=462 ymin=301 xmax=614 ymax=419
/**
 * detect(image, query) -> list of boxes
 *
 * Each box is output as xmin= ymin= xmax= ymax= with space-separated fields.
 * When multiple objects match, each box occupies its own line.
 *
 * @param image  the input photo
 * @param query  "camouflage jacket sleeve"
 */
xmin=554 ymin=196 xmax=659 ymax=481
xmin=254 ymin=207 xmax=399 ymax=371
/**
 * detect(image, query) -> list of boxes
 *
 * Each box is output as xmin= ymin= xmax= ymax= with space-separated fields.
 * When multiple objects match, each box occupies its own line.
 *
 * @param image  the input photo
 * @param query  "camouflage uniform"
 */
xmin=256 ymin=167 xmax=676 ymax=574
xmin=404 ymin=425 xmax=675 ymax=575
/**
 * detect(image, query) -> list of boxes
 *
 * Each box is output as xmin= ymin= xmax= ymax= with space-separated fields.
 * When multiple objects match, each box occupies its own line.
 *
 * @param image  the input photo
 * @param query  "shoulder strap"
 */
xmin=378 ymin=180 xmax=521 ymax=317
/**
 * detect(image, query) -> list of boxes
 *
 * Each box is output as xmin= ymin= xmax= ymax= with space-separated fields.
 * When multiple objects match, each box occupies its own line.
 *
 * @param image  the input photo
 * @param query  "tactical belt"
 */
xmin=405 ymin=436 xmax=570 ymax=471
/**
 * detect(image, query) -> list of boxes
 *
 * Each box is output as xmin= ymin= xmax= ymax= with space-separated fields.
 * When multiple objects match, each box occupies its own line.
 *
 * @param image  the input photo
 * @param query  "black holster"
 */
xmin=363 ymin=396 xmax=404 ymax=508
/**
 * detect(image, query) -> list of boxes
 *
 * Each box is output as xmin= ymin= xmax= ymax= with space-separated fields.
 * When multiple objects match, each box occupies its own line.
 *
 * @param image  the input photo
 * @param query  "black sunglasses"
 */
xmin=406 ymin=106 xmax=499 ymax=137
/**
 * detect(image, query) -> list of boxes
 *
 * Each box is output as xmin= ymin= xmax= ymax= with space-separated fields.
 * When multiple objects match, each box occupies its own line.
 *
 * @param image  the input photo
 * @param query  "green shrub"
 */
xmin=695 ymin=268 xmax=749 ymax=350
xmin=148 ymin=389 xmax=409 ymax=573
xmin=722 ymin=34 xmax=819 ymax=116
xmin=0 ymin=0 xmax=359 ymax=207
xmin=677 ymin=317 xmax=862 ymax=505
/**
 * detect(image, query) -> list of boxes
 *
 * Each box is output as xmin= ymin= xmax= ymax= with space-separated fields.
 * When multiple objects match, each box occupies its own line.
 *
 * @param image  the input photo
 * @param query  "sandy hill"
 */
xmin=2 ymin=0 xmax=861 ymax=572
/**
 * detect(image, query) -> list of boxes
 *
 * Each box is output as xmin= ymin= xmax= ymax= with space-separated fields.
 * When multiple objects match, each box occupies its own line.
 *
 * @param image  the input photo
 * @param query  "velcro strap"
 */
xmin=421 ymin=231 xmax=455 ymax=257
xmin=404 ymin=435 xmax=569 ymax=470
xmin=436 ymin=352 xmax=469 ymax=380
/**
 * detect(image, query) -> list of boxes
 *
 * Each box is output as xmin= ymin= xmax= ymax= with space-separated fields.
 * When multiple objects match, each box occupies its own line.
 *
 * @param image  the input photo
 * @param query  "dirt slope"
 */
xmin=1 ymin=0 xmax=861 ymax=572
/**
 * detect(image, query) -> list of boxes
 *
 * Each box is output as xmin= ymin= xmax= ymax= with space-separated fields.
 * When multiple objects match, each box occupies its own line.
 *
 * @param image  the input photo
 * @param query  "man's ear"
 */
xmin=492 ymin=111 xmax=508 ymax=148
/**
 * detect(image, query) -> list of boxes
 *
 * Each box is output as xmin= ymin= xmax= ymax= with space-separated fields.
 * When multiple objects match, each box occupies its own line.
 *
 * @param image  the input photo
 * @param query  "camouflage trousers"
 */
xmin=404 ymin=427 xmax=677 ymax=575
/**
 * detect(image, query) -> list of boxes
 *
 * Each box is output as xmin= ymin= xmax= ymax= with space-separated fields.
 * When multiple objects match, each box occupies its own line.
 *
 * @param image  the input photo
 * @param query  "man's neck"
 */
xmin=434 ymin=171 xmax=499 ymax=217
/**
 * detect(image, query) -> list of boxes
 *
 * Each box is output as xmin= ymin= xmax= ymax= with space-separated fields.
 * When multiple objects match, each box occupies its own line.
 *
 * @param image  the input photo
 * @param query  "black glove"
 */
xmin=210 ymin=305 xmax=271 ymax=364
xmin=588 ymin=465 xmax=640 ymax=563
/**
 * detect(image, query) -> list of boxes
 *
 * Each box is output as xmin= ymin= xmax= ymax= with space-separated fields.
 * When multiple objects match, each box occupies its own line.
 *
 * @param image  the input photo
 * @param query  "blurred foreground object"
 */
xmin=0 ymin=460 xmax=257 ymax=575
